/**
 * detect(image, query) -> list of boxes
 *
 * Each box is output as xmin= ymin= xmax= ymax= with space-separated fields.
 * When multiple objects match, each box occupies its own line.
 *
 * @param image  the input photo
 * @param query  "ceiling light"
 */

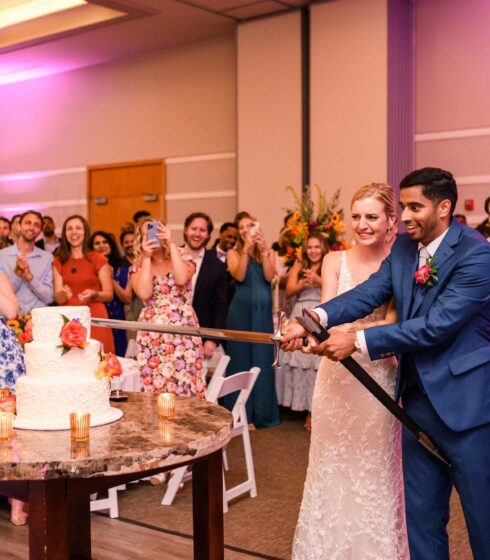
xmin=0 ymin=0 xmax=87 ymax=30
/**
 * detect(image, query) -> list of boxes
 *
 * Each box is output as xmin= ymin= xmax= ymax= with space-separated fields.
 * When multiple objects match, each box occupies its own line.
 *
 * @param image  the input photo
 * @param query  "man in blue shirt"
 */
xmin=0 ymin=210 xmax=54 ymax=315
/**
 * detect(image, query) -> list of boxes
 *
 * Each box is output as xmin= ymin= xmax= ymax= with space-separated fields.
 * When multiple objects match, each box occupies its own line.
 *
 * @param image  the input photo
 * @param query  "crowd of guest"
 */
xmin=1 ymin=196 xmax=489 ymax=436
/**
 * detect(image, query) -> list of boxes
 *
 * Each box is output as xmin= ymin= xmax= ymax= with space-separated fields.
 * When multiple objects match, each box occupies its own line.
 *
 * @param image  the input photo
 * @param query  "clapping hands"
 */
xmin=302 ymin=268 xmax=321 ymax=287
xmin=15 ymin=255 xmax=33 ymax=281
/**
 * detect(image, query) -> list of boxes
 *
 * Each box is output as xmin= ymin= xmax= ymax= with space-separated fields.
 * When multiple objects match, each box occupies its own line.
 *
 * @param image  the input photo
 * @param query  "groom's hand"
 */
xmin=318 ymin=329 xmax=356 ymax=361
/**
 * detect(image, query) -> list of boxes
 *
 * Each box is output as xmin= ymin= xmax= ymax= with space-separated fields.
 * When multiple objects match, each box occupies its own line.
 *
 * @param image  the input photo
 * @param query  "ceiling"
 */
xmin=0 ymin=0 xmax=310 ymax=85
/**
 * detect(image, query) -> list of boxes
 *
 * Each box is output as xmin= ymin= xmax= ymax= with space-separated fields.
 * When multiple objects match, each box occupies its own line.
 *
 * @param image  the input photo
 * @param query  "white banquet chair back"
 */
xmin=205 ymin=354 xmax=230 ymax=399
xmin=161 ymin=365 xmax=260 ymax=512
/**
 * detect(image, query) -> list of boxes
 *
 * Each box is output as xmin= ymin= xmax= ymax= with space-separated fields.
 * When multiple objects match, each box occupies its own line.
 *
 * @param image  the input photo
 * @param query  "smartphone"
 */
xmin=146 ymin=221 xmax=161 ymax=247
xmin=249 ymin=221 xmax=260 ymax=237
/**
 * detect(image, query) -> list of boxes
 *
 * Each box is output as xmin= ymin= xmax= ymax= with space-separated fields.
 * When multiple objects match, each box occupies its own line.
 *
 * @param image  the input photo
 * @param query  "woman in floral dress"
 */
xmin=131 ymin=218 xmax=204 ymax=397
xmin=0 ymin=272 xmax=28 ymax=525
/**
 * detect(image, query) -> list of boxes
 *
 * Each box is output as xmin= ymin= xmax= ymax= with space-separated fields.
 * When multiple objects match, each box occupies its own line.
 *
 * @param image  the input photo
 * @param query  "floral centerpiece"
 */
xmin=7 ymin=315 xmax=33 ymax=346
xmin=282 ymin=185 xmax=348 ymax=266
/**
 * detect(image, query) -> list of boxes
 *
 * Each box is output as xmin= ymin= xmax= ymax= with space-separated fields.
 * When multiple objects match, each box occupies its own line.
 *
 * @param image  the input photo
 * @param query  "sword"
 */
xmin=91 ymin=310 xmax=286 ymax=368
xmin=296 ymin=308 xmax=451 ymax=467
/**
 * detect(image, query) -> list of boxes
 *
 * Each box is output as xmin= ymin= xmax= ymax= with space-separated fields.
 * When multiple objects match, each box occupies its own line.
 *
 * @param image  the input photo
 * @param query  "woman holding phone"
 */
xmin=131 ymin=218 xmax=204 ymax=398
xmin=225 ymin=213 xmax=280 ymax=428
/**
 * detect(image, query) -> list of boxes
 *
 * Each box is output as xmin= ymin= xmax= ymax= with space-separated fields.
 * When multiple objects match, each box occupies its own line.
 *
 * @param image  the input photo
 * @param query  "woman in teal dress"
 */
xmin=225 ymin=214 xmax=280 ymax=428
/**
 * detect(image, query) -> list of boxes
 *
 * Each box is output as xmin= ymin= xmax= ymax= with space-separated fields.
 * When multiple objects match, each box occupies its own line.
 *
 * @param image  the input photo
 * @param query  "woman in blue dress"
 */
xmin=0 ymin=272 xmax=25 ymax=392
xmin=90 ymin=231 xmax=130 ymax=356
xmin=0 ymin=272 xmax=28 ymax=525
xmin=225 ymin=214 xmax=280 ymax=428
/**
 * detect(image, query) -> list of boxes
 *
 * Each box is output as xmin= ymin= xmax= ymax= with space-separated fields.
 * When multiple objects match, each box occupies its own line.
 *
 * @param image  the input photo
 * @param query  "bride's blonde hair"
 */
xmin=351 ymin=183 xmax=397 ymax=242
xmin=133 ymin=217 xmax=170 ymax=264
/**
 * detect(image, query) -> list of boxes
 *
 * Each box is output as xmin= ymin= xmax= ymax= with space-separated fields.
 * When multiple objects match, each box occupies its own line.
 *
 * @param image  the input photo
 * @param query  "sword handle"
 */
xmin=272 ymin=310 xmax=287 ymax=368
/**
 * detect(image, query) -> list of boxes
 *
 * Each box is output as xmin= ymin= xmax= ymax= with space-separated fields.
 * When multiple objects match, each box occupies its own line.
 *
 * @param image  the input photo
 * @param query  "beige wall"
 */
xmin=310 ymin=0 xmax=389 ymax=236
xmin=415 ymin=0 xmax=490 ymax=225
xmin=0 ymin=35 xmax=237 ymax=241
xmin=237 ymin=12 xmax=303 ymax=245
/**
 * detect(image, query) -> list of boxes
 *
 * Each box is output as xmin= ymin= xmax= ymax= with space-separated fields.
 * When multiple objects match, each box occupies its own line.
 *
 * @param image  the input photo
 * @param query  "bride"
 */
xmin=289 ymin=183 xmax=409 ymax=559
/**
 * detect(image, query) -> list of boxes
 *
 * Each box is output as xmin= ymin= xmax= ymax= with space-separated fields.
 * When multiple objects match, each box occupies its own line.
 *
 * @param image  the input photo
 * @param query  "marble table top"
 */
xmin=0 ymin=394 xmax=232 ymax=481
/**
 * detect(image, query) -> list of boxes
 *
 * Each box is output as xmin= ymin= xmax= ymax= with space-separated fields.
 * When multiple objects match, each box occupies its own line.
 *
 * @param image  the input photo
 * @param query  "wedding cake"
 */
xmin=14 ymin=306 xmax=122 ymax=430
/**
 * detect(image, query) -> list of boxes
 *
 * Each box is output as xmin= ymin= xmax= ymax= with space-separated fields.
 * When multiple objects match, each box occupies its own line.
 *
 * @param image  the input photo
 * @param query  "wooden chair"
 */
xmin=161 ymin=365 xmax=260 ymax=512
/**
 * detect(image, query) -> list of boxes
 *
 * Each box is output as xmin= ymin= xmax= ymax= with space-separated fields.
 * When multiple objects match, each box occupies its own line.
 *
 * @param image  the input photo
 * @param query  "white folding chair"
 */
xmin=161 ymin=354 xmax=231 ymax=505
xmin=161 ymin=365 xmax=260 ymax=512
xmin=90 ymin=484 xmax=125 ymax=518
xmin=205 ymin=354 xmax=230 ymax=398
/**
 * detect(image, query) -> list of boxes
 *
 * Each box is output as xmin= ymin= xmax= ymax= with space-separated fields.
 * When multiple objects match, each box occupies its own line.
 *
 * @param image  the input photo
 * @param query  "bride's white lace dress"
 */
xmin=292 ymin=252 xmax=409 ymax=560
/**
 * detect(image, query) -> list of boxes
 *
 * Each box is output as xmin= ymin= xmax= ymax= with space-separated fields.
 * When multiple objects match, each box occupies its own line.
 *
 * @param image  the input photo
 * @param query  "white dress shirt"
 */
xmin=190 ymin=248 xmax=205 ymax=299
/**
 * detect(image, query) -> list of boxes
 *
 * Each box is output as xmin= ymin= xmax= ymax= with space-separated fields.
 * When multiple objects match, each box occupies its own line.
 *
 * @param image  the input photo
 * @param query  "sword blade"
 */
xmin=91 ymin=317 xmax=276 ymax=345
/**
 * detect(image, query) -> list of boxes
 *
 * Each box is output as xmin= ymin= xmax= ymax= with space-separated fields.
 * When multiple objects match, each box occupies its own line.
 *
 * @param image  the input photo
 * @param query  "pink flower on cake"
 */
xmin=95 ymin=352 xmax=123 ymax=380
xmin=58 ymin=316 xmax=88 ymax=355
xmin=414 ymin=257 xmax=438 ymax=288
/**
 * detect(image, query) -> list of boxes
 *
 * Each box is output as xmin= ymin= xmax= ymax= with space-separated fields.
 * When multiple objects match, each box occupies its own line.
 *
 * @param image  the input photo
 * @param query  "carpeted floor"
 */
xmin=118 ymin=409 xmax=473 ymax=559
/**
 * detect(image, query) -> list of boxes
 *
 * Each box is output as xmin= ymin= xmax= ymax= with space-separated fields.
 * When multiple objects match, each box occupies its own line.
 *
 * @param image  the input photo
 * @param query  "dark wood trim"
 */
xmin=301 ymin=6 xmax=311 ymax=192
xmin=387 ymin=0 xmax=415 ymax=199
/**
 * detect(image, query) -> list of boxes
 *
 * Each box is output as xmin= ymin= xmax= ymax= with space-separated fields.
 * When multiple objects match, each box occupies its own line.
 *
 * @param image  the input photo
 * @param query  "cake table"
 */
xmin=0 ymin=393 xmax=232 ymax=560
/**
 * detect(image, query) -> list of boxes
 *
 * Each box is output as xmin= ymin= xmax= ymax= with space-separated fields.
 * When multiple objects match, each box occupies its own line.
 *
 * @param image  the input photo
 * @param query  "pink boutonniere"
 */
xmin=414 ymin=257 xmax=438 ymax=288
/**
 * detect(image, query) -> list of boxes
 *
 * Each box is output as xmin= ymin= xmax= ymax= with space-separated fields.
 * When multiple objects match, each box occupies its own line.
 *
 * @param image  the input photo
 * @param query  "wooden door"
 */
xmin=87 ymin=159 xmax=165 ymax=238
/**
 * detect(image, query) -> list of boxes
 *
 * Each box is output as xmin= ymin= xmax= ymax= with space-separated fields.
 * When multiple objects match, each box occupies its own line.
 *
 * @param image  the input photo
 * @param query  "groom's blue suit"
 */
xmin=318 ymin=219 xmax=490 ymax=559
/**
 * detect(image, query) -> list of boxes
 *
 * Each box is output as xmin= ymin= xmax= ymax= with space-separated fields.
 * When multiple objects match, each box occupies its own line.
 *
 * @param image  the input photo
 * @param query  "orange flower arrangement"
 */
xmin=283 ymin=185 xmax=348 ymax=266
xmin=7 ymin=315 xmax=32 ymax=347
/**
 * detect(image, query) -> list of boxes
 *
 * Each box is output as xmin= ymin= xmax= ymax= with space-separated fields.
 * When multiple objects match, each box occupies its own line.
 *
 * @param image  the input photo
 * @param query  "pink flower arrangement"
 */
xmin=95 ymin=352 xmax=123 ymax=381
xmin=18 ymin=320 xmax=33 ymax=345
xmin=414 ymin=257 xmax=438 ymax=288
xmin=58 ymin=316 xmax=88 ymax=355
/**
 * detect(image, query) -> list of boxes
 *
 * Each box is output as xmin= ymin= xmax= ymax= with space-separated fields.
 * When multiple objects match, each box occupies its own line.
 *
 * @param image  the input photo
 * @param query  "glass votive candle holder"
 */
xmin=0 ymin=388 xmax=11 ymax=398
xmin=0 ymin=412 xmax=14 ymax=440
xmin=69 ymin=412 xmax=91 ymax=442
xmin=157 ymin=393 xmax=176 ymax=420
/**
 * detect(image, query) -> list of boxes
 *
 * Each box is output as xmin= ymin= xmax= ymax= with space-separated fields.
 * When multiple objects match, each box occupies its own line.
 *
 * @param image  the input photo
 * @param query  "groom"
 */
xmin=282 ymin=167 xmax=490 ymax=560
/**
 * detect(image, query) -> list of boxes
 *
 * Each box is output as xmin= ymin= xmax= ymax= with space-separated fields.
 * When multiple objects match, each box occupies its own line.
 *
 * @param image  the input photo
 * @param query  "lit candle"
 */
xmin=157 ymin=393 xmax=176 ymax=419
xmin=0 ymin=412 xmax=14 ymax=441
xmin=69 ymin=412 xmax=91 ymax=442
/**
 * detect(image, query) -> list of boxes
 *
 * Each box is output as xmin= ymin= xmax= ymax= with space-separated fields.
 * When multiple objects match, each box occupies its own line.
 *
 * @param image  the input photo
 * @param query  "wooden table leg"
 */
xmin=28 ymin=480 xmax=68 ymax=560
xmin=66 ymin=479 xmax=92 ymax=559
xmin=192 ymin=450 xmax=224 ymax=560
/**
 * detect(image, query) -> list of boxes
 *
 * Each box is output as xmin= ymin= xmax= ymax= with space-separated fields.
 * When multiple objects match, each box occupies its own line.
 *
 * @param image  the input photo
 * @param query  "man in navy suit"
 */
xmin=183 ymin=212 xmax=228 ymax=362
xmin=282 ymin=168 xmax=490 ymax=559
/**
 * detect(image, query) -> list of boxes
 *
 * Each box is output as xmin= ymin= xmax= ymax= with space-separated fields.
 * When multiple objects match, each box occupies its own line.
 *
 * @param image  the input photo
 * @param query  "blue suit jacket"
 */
xmin=319 ymin=220 xmax=490 ymax=432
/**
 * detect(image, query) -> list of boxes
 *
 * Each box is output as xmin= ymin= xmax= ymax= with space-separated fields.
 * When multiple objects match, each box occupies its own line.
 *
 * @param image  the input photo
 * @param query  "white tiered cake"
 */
xmin=14 ymin=306 xmax=123 ymax=430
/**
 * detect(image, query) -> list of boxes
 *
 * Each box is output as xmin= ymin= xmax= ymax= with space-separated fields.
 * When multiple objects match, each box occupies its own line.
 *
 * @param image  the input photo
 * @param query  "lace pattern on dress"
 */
xmin=292 ymin=251 xmax=409 ymax=560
